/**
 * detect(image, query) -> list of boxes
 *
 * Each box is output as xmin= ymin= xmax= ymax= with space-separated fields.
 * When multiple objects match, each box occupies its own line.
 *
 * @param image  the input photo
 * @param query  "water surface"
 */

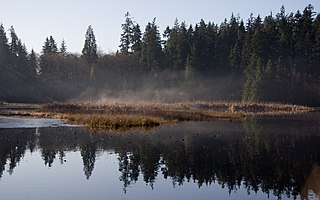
xmin=0 ymin=113 xmax=320 ymax=200
xmin=0 ymin=117 xmax=66 ymax=128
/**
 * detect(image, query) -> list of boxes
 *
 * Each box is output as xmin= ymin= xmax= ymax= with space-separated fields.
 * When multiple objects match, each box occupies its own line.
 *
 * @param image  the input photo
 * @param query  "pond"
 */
xmin=0 ymin=113 xmax=320 ymax=200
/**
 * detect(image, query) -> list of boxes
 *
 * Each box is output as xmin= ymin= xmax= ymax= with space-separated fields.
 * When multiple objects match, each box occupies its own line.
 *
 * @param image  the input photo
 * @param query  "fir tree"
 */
xmin=59 ymin=39 xmax=67 ymax=56
xmin=82 ymin=25 xmax=98 ymax=63
xmin=9 ymin=26 xmax=19 ymax=56
xmin=242 ymin=55 xmax=263 ymax=102
xmin=49 ymin=36 xmax=58 ymax=53
xmin=42 ymin=36 xmax=58 ymax=55
xmin=28 ymin=49 xmax=38 ymax=75
xmin=141 ymin=18 xmax=163 ymax=74
xmin=164 ymin=19 xmax=180 ymax=70
xmin=312 ymin=14 xmax=320 ymax=65
xmin=184 ymin=54 xmax=194 ymax=82
xmin=131 ymin=24 xmax=142 ymax=56
xmin=0 ymin=24 xmax=10 ymax=65
xmin=119 ymin=12 xmax=133 ymax=54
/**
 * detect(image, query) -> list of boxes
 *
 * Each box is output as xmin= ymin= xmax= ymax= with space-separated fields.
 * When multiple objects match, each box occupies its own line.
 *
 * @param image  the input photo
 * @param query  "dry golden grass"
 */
xmin=64 ymin=114 xmax=164 ymax=129
xmin=64 ymin=114 xmax=164 ymax=131
xmin=1 ymin=101 xmax=311 ymax=130
xmin=36 ymin=101 xmax=252 ymax=130
xmin=41 ymin=101 xmax=312 ymax=114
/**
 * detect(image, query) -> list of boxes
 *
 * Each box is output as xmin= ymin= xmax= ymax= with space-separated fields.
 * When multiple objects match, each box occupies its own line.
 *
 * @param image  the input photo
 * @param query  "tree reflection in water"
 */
xmin=0 ymin=117 xmax=320 ymax=199
xmin=81 ymin=143 xmax=96 ymax=179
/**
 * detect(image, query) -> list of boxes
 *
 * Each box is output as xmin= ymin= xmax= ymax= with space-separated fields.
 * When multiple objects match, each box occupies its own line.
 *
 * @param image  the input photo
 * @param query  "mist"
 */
xmin=73 ymin=68 xmax=243 ymax=104
xmin=0 ymin=4 xmax=320 ymax=106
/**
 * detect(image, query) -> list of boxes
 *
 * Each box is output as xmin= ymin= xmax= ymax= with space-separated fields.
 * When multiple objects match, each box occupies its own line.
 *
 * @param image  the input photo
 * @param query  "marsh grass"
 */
xmin=65 ymin=114 xmax=164 ymax=131
xmin=29 ymin=101 xmax=312 ymax=130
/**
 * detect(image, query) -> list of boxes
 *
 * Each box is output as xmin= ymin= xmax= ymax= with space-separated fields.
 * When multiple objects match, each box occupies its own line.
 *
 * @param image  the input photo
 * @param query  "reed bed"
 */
xmin=31 ymin=101 xmax=312 ymax=130
xmin=65 ymin=114 xmax=164 ymax=130
xmin=39 ymin=101 xmax=251 ymax=130
xmin=41 ymin=101 xmax=312 ymax=114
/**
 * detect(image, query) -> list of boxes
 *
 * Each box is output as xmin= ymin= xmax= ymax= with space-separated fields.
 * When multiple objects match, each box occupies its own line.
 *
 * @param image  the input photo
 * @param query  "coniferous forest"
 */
xmin=0 ymin=5 xmax=320 ymax=106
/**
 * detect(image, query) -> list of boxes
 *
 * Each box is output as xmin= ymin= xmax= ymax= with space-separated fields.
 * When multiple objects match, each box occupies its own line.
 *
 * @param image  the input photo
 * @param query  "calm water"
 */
xmin=0 ymin=117 xmax=66 ymax=128
xmin=0 ymin=113 xmax=320 ymax=200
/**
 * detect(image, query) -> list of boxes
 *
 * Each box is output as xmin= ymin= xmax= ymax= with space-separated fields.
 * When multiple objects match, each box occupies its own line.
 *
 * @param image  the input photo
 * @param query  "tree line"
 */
xmin=0 ymin=4 xmax=319 ymax=105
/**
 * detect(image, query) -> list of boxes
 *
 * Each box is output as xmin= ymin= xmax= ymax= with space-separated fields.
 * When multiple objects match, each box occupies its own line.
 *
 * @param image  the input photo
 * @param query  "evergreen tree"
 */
xmin=230 ymin=20 xmax=245 ymax=70
xmin=216 ymin=18 xmax=230 ymax=69
xmin=49 ymin=36 xmax=58 ymax=53
xmin=177 ymin=22 xmax=193 ymax=69
xmin=184 ymin=54 xmax=195 ymax=82
xmin=59 ymin=39 xmax=67 ymax=56
xmin=164 ymin=20 xmax=192 ymax=72
xmin=131 ymin=24 xmax=142 ymax=56
xmin=141 ymin=18 xmax=163 ymax=74
xmin=251 ymin=15 xmax=264 ymax=59
xmin=262 ymin=14 xmax=280 ymax=63
xmin=242 ymin=55 xmax=263 ymax=102
xmin=164 ymin=19 xmax=180 ymax=70
xmin=42 ymin=37 xmax=50 ymax=54
xmin=42 ymin=36 xmax=58 ymax=55
xmin=205 ymin=21 xmax=218 ymax=71
xmin=8 ymin=26 xmax=29 ymax=74
xmin=0 ymin=24 xmax=10 ymax=64
xmin=82 ymin=25 xmax=98 ymax=63
xmin=241 ymin=15 xmax=265 ymax=102
xmin=16 ymin=40 xmax=28 ymax=63
xmin=9 ymin=26 xmax=19 ymax=56
xmin=276 ymin=6 xmax=295 ymax=74
xmin=0 ymin=4 xmax=319 ymax=105
xmin=119 ymin=12 xmax=133 ymax=54
xmin=312 ymin=14 xmax=320 ymax=66
xmin=188 ymin=20 xmax=215 ymax=75
xmin=28 ymin=49 xmax=38 ymax=75
xmin=293 ymin=4 xmax=315 ymax=70
xmin=219 ymin=13 xmax=242 ymax=71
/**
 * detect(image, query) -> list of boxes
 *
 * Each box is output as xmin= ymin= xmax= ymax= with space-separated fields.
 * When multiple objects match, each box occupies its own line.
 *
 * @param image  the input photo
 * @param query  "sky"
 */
xmin=0 ymin=0 xmax=319 ymax=54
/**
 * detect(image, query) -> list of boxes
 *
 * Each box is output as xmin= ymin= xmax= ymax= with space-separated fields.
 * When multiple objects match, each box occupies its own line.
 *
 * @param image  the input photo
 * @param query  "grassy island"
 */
xmin=0 ymin=101 xmax=312 ymax=131
xmin=33 ymin=101 xmax=311 ymax=130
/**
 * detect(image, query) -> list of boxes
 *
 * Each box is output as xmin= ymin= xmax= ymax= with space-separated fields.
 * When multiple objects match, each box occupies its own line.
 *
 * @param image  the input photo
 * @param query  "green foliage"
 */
xmin=42 ymin=36 xmax=58 ymax=55
xmin=119 ymin=12 xmax=142 ymax=58
xmin=184 ymin=55 xmax=194 ymax=82
xmin=82 ymin=25 xmax=98 ymax=64
xmin=9 ymin=26 xmax=19 ymax=56
xmin=59 ymin=39 xmax=67 ymax=56
xmin=131 ymin=24 xmax=142 ymax=56
xmin=242 ymin=55 xmax=262 ymax=102
xmin=119 ymin=12 xmax=134 ymax=54
xmin=0 ymin=23 xmax=10 ymax=63
xmin=1 ymin=5 xmax=320 ymax=106
xmin=28 ymin=49 xmax=38 ymax=74
xmin=313 ymin=14 xmax=320 ymax=64
xmin=141 ymin=18 xmax=163 ymax=74
xmin=0 ymin=25 xmax=38 ymax=102
xmin=164 ymin=20 xmax=192 ymax=71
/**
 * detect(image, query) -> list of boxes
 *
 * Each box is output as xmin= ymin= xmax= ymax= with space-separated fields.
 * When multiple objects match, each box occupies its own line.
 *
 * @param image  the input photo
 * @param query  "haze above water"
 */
xmin=0 ymin=113 xmax=320 ymax=200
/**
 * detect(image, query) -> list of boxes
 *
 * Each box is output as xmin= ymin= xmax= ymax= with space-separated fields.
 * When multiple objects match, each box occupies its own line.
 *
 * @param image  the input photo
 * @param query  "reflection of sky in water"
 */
xmin=0 ymin=150 xmax=291 ymax=200
xmin=0 ymin=117 xmax=66 ymax=128
xmin=1 ymin=115 xmax=320 ymax=200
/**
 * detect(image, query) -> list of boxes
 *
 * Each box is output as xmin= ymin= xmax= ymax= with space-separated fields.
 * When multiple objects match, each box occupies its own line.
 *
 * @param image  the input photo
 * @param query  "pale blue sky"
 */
xmin=0 ymin=0 xmax=319 ymax=54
